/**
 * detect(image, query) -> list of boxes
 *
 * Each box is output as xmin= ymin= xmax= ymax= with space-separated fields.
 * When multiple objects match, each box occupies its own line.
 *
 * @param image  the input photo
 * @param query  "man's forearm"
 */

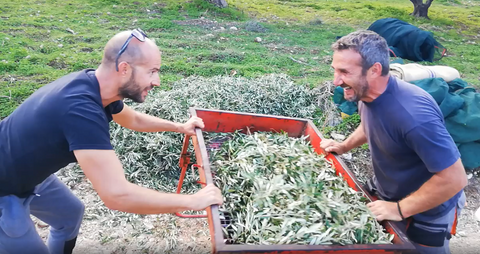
xmin=342 ymin=124 xmax=367 ymax=151
xmin=132 ymin=112 xmax=182 ymax=133
xmin=399 ymin=159 xmax=467 ymax=218
xmin=108 ymin=182 xmax=193 ymax=214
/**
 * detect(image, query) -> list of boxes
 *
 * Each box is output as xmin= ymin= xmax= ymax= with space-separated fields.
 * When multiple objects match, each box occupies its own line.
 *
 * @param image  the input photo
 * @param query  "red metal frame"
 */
xmin=177 ymin=108 xmax=417 ymax=254
xmin=175 ymin=135 xmax=208 ymax=218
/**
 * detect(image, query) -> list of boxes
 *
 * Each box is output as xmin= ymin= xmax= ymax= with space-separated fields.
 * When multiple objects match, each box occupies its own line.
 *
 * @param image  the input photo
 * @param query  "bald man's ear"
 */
xmin=117 ymin=61 xmax=131 ymax=76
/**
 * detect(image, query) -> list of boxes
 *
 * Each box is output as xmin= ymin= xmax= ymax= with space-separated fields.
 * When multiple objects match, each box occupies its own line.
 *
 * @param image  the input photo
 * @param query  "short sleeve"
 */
xmin=62 ymin=103 xmax=113 ymax=151
xmin=106 ymin=100 xmax=124 ymax=115
xmin=405 ymin=120 xmax=460 ymax=173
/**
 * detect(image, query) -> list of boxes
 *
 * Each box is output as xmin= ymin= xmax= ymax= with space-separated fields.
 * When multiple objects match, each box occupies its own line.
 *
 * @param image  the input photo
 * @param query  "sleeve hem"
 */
xmin=428 ymin=151 xmax=461 ymax=173
xmin=70 ymin=144 xmax=113 ymax=151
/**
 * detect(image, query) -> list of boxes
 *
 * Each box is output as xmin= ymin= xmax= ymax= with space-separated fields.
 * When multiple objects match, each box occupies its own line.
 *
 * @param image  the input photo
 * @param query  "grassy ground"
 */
xmin=1 ymin=0 xmax=479 ymax=119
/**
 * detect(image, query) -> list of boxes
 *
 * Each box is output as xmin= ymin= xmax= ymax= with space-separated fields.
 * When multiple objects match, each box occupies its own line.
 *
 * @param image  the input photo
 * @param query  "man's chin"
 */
xmin=344 ymin=95 xmax=359 ymax=103
xmin=128 ymin=96 xmax=145 ymax=103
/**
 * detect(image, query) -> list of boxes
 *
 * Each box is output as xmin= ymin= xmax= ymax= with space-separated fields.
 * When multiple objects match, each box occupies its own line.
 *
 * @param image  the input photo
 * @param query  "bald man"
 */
xmin=0 ymin=29 xmax=223 ymax=254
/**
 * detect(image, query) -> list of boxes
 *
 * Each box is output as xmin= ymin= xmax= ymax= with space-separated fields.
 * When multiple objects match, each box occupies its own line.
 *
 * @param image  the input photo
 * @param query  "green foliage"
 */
xmin=361 ymin=143 xmax=369 ymax=150
xmin=323 ymin=113 xmax=361 ymax=139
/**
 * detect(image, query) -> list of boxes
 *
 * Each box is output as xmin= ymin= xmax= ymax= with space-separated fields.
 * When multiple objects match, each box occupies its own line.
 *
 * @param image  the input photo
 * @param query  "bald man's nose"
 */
xmin=152 ymin=76 xmax=160 ymax=87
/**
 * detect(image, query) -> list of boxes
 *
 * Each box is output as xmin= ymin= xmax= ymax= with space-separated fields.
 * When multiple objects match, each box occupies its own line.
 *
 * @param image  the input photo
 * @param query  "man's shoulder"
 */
xmin=394 ymin=77 xmax=436 ymax=104
xmin=60 ymin=69 xmax=99 ymax=95
xmin=30 ymin=69 xmax=106 ymax=126
xmin=56 ymin=69 xmax=103 ymax=109
xmin=392 ymin=77 xmax=443 ymax=124
xmin=32 ymin=69 xmax=98 ymax=101
xmin=361 ymin=77 xmax=444 ymax=135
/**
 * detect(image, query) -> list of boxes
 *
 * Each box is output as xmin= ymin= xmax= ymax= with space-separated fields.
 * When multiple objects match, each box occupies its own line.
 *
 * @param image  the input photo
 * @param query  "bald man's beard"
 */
xmin=118 ymin=69 xmax=145 ymax=103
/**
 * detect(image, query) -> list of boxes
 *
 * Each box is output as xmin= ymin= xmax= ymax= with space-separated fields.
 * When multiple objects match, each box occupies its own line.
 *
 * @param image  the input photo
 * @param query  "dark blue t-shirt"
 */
xmin=0 ymin=69 xmax=124 ymax=197
xmin=359 ymin=76 xmax=462 ymax=220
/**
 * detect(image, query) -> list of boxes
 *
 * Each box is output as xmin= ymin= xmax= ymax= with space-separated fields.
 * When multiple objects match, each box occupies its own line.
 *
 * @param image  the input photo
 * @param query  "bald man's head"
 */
xmin=101 ymin=30 xmax=160 ymax=70
xmin=96 ymin=30 xmax=162 ymax=104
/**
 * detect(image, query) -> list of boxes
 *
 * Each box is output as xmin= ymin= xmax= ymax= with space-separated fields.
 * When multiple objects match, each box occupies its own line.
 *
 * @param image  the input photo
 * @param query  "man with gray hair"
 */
xmin=0 ymin=29 xmax=223 ymax=254
xmin=320 ymin=30 xmax=467 ymax=254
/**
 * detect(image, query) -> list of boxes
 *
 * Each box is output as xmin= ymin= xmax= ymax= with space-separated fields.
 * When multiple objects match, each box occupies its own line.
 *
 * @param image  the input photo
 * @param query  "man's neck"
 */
xmin=95 ymin=65 xmax=123 ymax=107
xmin=362 ymin=75 xmax=390 ymax=103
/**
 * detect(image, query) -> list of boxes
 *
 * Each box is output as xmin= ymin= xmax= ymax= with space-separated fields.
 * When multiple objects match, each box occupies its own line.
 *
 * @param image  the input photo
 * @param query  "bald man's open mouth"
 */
xmin=143 ymin=85 xmax=154 ymax=96
xmin=144 ymin=85 xmax=153 ymax=92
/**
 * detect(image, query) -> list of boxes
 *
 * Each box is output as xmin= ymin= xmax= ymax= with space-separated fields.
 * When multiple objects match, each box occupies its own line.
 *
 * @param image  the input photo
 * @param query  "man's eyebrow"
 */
xmin=331 ymin=66 xmax=348 ymax=72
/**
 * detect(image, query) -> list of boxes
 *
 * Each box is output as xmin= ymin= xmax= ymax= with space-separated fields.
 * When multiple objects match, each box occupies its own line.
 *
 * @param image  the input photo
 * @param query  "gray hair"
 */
xmin=331 ymin=30 xmax=390 ymax=76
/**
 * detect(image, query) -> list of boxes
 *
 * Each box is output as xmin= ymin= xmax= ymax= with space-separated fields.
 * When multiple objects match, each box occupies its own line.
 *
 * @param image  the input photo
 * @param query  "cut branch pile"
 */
xmin=210 ymin=131 xmax=393 ymax=245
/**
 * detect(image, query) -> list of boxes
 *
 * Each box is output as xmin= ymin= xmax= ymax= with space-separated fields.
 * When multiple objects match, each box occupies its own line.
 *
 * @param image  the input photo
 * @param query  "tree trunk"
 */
xmin=410 ymin=0 xmax=434 ymax=19
xmin=208 ymin=0 xmax=228 ymax=8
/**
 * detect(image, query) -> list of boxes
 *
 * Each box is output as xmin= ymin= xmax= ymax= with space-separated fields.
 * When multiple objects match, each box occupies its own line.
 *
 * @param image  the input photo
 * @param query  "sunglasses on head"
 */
xmin=115 ymin=28 xmax=148 ymax=72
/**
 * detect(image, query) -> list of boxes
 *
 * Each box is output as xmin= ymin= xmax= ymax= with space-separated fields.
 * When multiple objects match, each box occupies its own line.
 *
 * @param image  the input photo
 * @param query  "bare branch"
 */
xmin=288 ymin=56 xmax=314 ymax=67
xmin=0 ymin=90 xmax=12 ymax=99
xmin=426 ymin=0 xmax=434 ymax=7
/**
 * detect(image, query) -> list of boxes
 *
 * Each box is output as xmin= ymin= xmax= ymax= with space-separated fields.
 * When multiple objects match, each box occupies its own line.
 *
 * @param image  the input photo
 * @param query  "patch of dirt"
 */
xmin=417 ymin=24 xmax=447 ymax=33
xmin=1 ymin=74 xmax=28 ymax=83
xmin=320 ymin=55 xmax=333 ymax=64
xmin=341 ymin=147 xmax=374 ymax=185
xmin=264 ymin=43 xmax=307 ymax=54
xmin=205 ymin=51 xmax=244 ymax=63
xmin=79 ymin=47 xmax=93 ymax=53
xmin=173 ymin=18 xmax=240 ymax=31
xmin=46 ymin=59 xmax=68 ymax=69
xmin=153 ymin=2 xmax=167 ymax=8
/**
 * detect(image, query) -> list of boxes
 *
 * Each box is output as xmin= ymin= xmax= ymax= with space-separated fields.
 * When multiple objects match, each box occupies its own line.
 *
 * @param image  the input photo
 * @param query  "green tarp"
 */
xmin=333 ymin=86 xmax=358 ymax=116
xmin=368 ymin=18 xmax=446 ymax=62
xmin=333 ymin=78 xmax=480 ymax=170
